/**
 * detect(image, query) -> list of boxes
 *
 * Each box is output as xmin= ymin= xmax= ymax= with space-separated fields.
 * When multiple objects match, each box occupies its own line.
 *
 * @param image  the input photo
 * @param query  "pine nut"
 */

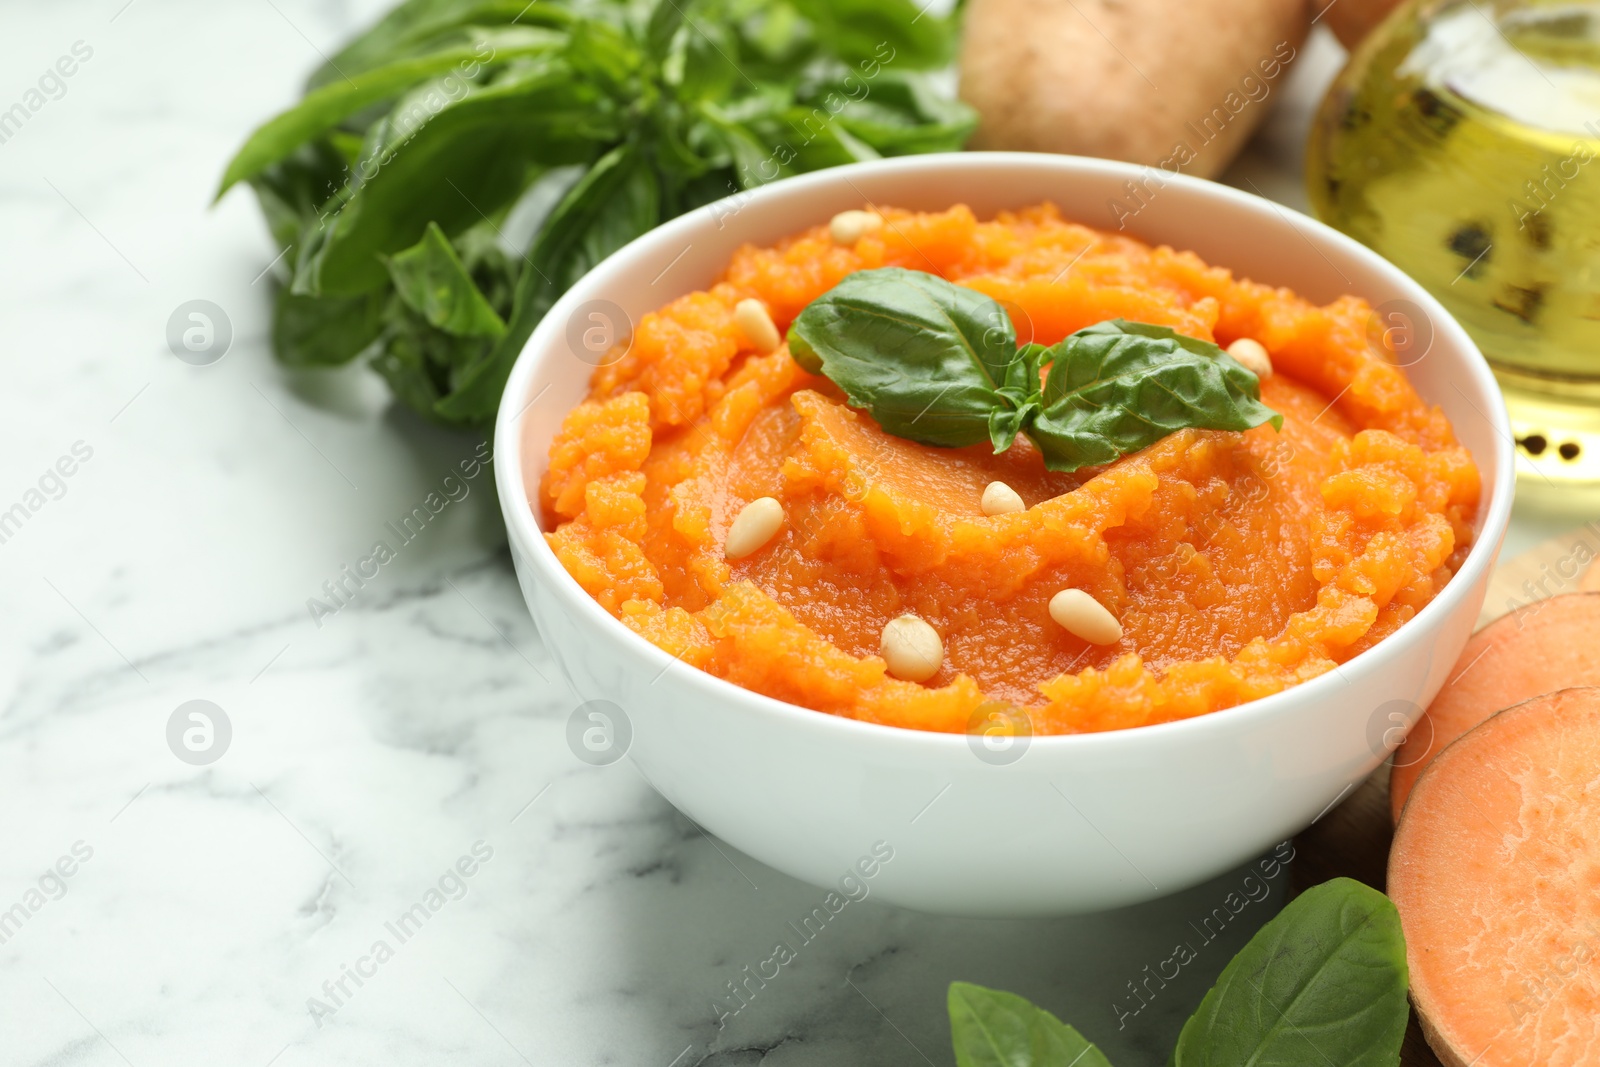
xmin=829 ymin=209 xmax=883 ymax=246
xmin=725 ymin=497 xmax=784 ymax=560
xmin=735 ymin=298 xmax=781 ymax=353
xmin=981 ymin=480 xmax=1026 ymax=516
xmin=1049 ymin=589 xmax=1122 ymax=645
xmin=1227 ymin=337 xmax=1274 ymax=381
xmin=880 ymin=614 xmax=943 ymax=682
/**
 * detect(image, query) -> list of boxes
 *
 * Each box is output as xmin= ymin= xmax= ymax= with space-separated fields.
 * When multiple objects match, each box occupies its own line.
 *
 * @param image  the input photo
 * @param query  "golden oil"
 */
xmin=1309 ymin=0 xmax=1600 ymax=491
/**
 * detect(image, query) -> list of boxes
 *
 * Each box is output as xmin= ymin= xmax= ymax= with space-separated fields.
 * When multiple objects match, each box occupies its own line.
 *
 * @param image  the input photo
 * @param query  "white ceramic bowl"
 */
xmin=494 ymin=153 xmax=1514 ymax=916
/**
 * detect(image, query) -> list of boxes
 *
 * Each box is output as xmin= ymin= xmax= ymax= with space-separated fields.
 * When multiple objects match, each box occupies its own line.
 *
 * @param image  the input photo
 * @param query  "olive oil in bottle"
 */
xmin=1309 ymin=0 xmax=1600 ymax=490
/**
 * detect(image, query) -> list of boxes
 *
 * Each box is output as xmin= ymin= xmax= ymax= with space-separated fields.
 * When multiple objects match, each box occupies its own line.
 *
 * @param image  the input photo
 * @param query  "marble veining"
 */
xmin=1 ymin=5 xmax=1564 ymax=1064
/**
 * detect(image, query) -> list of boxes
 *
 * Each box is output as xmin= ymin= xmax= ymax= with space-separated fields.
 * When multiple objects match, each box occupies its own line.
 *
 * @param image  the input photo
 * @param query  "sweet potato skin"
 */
xmin=1389 ymin=687 xmax=1600 ymax=1067
xmin=1390 ymin=593 xmax=1600 ymax=823
xmin=958 ymin=0 xmax=1309 ymax=181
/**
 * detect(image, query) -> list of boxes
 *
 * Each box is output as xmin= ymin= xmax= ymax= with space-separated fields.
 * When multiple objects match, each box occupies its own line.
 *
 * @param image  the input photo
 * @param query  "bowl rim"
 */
xmin=493 ymin=151 xmax=1516 ymax=753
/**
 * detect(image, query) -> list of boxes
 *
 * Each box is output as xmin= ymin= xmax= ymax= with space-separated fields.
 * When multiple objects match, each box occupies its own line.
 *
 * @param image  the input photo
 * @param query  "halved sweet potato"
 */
xmin=1390 ymin=593 xmax=1600 ymax=822
xmin=1389 ymin=687 xmax=1600 ymax=1067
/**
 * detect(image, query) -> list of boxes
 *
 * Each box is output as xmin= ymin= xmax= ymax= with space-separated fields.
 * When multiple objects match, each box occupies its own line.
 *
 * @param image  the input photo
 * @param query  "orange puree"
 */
xmin=533 ymin=203 xmax=1481 ymax=734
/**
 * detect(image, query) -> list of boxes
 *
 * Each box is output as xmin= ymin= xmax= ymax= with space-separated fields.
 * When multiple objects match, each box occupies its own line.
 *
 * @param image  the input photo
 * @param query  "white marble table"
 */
xmin=0 ymin=6 xmax=1581 ymax=1065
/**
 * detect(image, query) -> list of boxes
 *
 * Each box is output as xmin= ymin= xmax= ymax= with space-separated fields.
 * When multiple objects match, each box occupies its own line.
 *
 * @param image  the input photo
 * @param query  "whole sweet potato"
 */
xmin=959 ymin=0 xmax=1310 ymax=179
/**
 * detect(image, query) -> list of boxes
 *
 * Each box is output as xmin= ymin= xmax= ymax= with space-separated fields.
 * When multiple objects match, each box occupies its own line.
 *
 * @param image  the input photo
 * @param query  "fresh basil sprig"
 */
xmin=943 ymin=879 xmax=1410 ymax=1067
xmin=787 ymin=268 xmax=1283 ymax=472
xmin=221 ymin=0 xmax=976 ymax=427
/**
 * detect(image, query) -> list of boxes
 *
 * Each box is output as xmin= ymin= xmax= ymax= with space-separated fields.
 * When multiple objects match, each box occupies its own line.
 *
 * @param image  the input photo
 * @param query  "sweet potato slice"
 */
xmin=1389 ymin=687 xmax=1600 ymax=1067
xmin=1390 ymin=593 xmax=1600 ymax=823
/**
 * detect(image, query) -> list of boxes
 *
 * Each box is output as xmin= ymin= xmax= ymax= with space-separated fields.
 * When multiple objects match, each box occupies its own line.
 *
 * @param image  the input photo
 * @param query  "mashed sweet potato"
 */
xmin=532 ymin=204 xmax=1480 ymax=734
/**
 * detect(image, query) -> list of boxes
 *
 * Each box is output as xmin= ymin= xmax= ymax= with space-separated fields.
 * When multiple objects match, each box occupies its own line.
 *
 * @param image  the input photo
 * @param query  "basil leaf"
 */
xmin=786 ymin=267 xmax=1029 ymax=449
xmin=216 ymin=31 xmax=561 ymax=198
xmin=386 ymin=221 xmax=506 ymax=338
xmin=988 ymin=402 xmax=1037 ymax=455
xmin=370 ymin=300 xmax=455 ymax=418
xmin=699 ymin=98 xmax=795 ymax=186
xmin=371 ymin=281 xmax=512 ymax=428
xmin=293 ymin=63 xmax=613 ymax=296
xmin=273 ymin=289 xmax=385 ymax=367
xmin=1171 ymin=878 xmax=1409 ymax=1067
xmin=306 ymin=1 xmax=573 ymax=89
xmin=247 ymin=140 xmax=351 ymax=251
xmin=644 ymin=0 xmax=687 ymax=59
xmin=948 ymin=982 xmax=1115 ymax=1067
xmin=821 ymin=71 xmax=979 ymax=156
xmin=1028 ymin=320 xmax=1282 ymax=472
xmin=676 ymin=21 xmax=743 ymax=105
xmin=566 ymin=19 xmax=642 ymax=95
xmin=735 ymin=2 xmax=815 ymax=72
xmin=789 ymin=0 xmax=954 ymax=70
xmin=775 ymin=108 xmax=883 ymax=171
xmin=434 ymin=142 xmax=660 ymax=423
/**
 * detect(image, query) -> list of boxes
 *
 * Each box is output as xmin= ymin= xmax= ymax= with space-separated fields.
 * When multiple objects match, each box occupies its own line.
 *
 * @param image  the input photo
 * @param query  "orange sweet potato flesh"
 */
xmin=1389 ymin=687 xmax=1600 ymax=1067
xmin=1390 ymin=593 xmax=1600 ymax=823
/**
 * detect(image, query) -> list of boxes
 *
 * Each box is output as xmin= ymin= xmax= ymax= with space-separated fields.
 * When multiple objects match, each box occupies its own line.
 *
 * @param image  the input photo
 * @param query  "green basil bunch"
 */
xmin=219 ymin=0 xmax=975 ymax=426
xmin=787 ymin=268 xmax=1283 ymax=472
xmin=948 ymin=879 xmax=1410 ymax=1067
